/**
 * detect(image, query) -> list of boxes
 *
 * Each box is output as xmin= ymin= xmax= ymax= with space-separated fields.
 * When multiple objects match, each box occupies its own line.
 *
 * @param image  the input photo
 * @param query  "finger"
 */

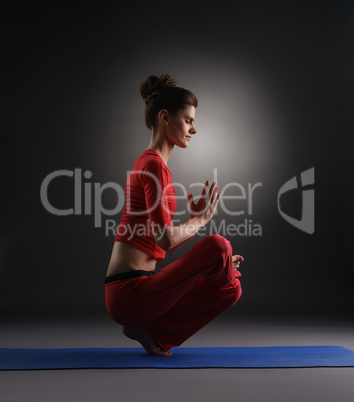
xmin=213 ymin=192 xmax=221 ymax=208
xmin=215 ymin=193 xmax=221 ymax=205
xmin=201 ymin=181 xmax=209 ymax=200
xmin=206 ymin=181 xmax=214 ymax=197
xmin=209 ymin=181 xmax=217 ymax=194
xmin=202 ymin=180 xmax=210 ymax=195
xmin=197 ymin=181 xmax=209 ymax=209
xmin=211 ymin=186 xmax=219 ymax=205
xmin=207 ymin=182 xmax=217 ymax=202
xmin=214 ymin=186 xmax=220 ymax=199
xmin=203 ymin=180 xmax=215 ymax=207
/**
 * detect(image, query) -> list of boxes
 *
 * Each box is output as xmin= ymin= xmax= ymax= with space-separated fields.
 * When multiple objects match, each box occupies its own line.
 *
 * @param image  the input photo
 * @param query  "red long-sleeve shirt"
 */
xmin=115 ymin=149 xmax=177 ymax=262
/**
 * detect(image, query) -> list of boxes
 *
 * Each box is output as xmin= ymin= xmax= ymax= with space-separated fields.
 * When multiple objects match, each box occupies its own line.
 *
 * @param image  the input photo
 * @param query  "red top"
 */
xmin=115 ymin=149 xmax=177 ymax=262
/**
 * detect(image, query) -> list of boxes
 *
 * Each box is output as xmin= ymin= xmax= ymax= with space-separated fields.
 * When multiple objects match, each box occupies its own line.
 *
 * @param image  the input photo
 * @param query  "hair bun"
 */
xmin=140 ymin=74 xmax=177 ymax=104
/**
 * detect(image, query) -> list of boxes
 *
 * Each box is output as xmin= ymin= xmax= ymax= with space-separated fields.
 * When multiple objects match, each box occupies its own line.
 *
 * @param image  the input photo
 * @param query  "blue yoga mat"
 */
xmin=1 ymin=346 xmax=353 ymax=370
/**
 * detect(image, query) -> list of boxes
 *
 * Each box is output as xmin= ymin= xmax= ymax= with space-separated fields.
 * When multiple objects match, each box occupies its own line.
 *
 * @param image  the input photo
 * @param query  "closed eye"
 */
xmin=184 ymin=115 xmax=195 ymax=125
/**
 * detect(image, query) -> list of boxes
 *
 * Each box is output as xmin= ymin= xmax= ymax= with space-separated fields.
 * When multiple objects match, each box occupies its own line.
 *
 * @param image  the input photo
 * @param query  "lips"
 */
xmin=186 ymin=136 xmax=191 ymax=140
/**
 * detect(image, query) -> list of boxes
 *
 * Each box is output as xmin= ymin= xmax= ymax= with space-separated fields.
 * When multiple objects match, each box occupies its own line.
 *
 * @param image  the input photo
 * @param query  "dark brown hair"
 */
xmin=140 ymin=74 xmax=198 ymax=130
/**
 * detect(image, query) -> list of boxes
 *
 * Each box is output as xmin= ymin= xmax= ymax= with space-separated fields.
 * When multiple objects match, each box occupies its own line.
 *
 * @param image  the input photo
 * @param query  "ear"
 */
xmin=158 ymin=109 xmax=170 ymax=126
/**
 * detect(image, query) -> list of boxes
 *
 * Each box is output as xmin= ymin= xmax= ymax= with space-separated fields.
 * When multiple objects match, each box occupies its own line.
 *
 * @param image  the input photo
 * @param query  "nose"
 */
xmin=190 ymin=124 xmax=197 ymax=134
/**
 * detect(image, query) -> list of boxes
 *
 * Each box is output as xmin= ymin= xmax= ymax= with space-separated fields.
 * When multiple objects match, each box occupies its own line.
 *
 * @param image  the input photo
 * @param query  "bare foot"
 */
xmin=122 ymin=324 xmax=172 ymax=356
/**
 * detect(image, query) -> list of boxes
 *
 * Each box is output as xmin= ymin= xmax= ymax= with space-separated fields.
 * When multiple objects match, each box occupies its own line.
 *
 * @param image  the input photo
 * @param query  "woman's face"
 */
xmin=166 ymin=106 xmax=197 ymax=148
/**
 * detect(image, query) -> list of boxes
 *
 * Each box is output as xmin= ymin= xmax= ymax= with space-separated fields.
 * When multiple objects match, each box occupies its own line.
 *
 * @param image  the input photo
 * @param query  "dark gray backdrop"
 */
xmin=2 ymin=1 xmax=353 ymax=319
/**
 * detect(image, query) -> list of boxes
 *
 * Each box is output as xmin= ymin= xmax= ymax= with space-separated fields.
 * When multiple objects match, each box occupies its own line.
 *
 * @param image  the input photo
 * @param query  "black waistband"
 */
xmin=105 ymin=270 xmax=155 ymax=284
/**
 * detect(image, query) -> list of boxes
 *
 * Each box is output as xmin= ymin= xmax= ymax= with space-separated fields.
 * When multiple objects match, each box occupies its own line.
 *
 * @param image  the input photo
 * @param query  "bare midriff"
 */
xmin=106 ymin=241 xmax=158 ymax=277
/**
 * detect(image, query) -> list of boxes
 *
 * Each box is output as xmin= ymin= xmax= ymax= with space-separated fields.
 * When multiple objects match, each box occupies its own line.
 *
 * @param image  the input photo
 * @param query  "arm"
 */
xmin=154 ymin=216 xmax=205 ymax=253
xmin=167 ymin=236 xmax=194 ymax=254
xmin=153 ymin=180 xmax=221 ymax=253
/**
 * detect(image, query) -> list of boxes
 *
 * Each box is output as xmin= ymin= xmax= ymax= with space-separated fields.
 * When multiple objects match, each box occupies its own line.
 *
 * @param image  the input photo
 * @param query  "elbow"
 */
xmin=166 ymin=244 xmax=177 ymax=254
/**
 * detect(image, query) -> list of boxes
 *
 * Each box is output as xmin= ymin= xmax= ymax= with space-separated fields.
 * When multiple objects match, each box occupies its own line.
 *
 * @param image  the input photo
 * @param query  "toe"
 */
xmin=146 ymin=342 xmax=172 ymax=357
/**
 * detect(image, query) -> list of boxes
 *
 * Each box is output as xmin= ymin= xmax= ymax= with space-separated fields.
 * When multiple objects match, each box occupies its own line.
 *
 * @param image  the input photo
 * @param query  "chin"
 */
xmin=176 ymin=142 xmax=189 ymax=149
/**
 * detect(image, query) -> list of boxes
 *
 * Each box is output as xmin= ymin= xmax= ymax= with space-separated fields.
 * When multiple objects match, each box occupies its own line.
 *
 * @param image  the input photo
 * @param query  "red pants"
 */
xmin=105 ymin=234 xmax=242 ymax=352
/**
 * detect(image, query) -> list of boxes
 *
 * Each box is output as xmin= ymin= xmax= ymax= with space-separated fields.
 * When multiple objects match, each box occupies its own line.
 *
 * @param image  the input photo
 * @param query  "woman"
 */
xmin=105 ymin=74 xmax=244 ymax=356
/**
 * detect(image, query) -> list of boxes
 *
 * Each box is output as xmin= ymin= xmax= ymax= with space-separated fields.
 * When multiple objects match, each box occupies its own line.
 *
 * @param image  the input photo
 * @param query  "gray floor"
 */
xmin=1 ymin=313 xmax=354 ymax=402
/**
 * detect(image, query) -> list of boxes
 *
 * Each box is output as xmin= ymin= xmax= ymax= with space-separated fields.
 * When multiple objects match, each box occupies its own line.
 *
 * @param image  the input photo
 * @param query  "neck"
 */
xmin=147 ymin=128 xmax=174 ymax=165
